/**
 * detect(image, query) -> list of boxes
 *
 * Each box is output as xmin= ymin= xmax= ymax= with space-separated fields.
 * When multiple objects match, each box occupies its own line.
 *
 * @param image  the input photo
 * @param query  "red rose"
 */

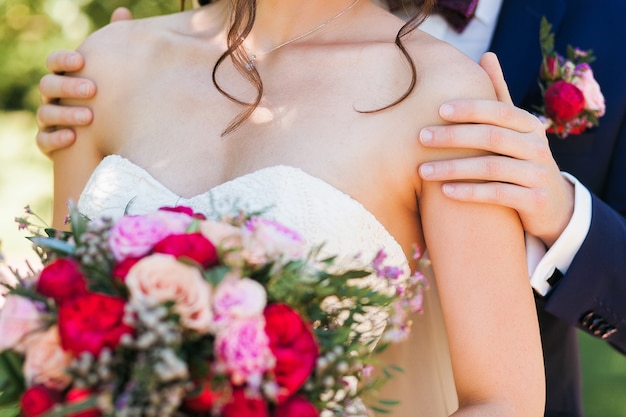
xmin=264 ymin=304 xmax=318 ymax=403
xmin=544 ymin=80 xmax=585 ymax=123
xmin=159 ymin=206 xmax=207 ymax=220
xmin=20 ymin=385 xmax=60 ymax=417
xmin=65 ymin=388 xmax=102 ymax=417
xmin=183 ymin=381 xmax=230 ymax=413
xmin=112 ymin=257 xmax=141 ymax=281
xmin=153 ymin=233 xmax=218 ymax=267
xmin=540 ymin=55 xmax=561 ymax=81
xmin=37 ymin=258 xmax=87 ymax=302
xmin=58 ymin=293 xmax=133 ymax=356
xmin=221 ymin=387 xmax=268 ymax=417
xmin=275 ymin=395 xmax=319 ymax=417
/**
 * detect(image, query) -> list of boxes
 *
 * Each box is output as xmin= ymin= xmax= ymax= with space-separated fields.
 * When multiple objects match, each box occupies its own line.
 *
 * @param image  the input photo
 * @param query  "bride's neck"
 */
xmin=244 ymin=0 xmax=362 ymax=51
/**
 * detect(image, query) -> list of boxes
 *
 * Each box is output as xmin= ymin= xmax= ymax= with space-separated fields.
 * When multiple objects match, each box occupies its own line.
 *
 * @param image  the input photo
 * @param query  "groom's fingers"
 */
xmin=435 ymin=99 xmax=542 ymax=135
xmin=420 ymin=113 xmax=547 ymax=161
xmin=479 ymin=52 xmax=513 ymax=105
xmin=45 ymin=50 xmax=84 ymax=75
xmin=111 ymin=7 xmax=133 ymax=23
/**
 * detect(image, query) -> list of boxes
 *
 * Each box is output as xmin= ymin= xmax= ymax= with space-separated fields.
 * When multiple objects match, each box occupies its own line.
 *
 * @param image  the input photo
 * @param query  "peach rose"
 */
xmin=23 ymin=326 xmax=73 ymax=390
xmin=125 ymin=254 xmax=213 ymax=332
xmin=0 ymin=295 xmax=44 ymax=352
xmin=199 ymin=220 xmax=243 ymax=249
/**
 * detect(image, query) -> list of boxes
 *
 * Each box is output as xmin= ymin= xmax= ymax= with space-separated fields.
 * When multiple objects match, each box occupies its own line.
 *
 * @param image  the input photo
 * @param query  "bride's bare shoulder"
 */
xmin=407 ymin=29 xmax=496 ymax=102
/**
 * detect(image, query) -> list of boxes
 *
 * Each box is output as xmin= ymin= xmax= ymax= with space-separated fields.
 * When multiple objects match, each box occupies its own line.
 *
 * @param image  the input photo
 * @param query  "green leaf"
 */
xmin=28 ymin=237 xmax=75 ymax=256
xmin=539 ymin=16 xmax=554 ymax=57
xmin=0 ymin=351 xmax=25 ymax=407
xmin=0 ymin=404 xmax=20 ymax=417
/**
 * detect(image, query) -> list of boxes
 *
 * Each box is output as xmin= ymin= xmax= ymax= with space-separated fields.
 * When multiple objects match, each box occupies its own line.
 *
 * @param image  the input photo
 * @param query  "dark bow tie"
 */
xmin=436 ymin=0 xmax=479 ymax=33
xmin=386 ymin=0 xmax=478 ymax=34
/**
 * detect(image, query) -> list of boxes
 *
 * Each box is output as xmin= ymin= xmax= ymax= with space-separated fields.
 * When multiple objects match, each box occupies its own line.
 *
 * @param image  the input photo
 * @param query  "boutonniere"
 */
xmin=535 ymin=17 xmax=606 ymax=139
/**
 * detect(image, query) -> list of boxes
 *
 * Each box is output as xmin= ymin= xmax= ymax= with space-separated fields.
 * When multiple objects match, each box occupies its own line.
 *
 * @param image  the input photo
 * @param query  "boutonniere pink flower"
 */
xmin=535 ymin=17 xmax=606 ymax=139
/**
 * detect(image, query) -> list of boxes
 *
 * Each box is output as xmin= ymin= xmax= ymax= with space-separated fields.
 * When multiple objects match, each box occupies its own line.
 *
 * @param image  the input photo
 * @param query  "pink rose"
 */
xmin=573 ymin=64 xmax=606 ymax=117
xmin=214 ymin=317 xmax=274 ymax=386
xmin=23 ymin=326 xmax=73 ymax=390
xmin=37 ymin=258 xmax=88 ymax=303
xmin=125 ymin=254 xmax=213 ymax=332
xmin=243 ymin=218 xmax=307 ymax=265
xmin=108 ymin=211 xmax=192 ymax=261
xmin=0 ymin=295 xmax=44 ymax=352
xmin=213 ymin=275 xmax=267 ymax=325
xmin=544 ymin=80 xmax=585 ymax=123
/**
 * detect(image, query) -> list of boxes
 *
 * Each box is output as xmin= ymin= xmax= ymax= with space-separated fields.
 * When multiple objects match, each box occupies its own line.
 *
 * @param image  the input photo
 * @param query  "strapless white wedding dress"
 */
xmin=77 ymin=155 xmax=459 ymax=416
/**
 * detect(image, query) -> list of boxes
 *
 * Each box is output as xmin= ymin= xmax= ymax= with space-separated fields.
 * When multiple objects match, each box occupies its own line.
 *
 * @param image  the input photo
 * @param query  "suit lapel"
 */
xmin=489 ymin=0 xmax=567 ymax=104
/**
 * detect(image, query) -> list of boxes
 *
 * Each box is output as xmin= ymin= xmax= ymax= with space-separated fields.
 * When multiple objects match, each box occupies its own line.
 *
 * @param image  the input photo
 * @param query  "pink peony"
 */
xmin=243 ymin=218 xmax=307 ymax=265
xmin=213 ymin=274 xmax=267 ymax=325
xmin=125 ymin=254 xmax=213 ymax=332
xmin=23 ymin=326 xmax=73 ymax=390
xmin=214 ymin=316 xmax=274 ymax=386
xmin=573 ymin=64 xmax=606 ymax=117
xmin=0 ymin=295 xmax=44 ymax=352
xmin=108 ymin=211 xmax=192 ymax=262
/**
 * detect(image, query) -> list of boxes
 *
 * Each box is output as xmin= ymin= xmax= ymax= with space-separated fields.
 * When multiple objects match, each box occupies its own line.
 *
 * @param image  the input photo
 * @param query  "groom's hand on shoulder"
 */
xmin=35 ymin=7 xmax=133 ymax=157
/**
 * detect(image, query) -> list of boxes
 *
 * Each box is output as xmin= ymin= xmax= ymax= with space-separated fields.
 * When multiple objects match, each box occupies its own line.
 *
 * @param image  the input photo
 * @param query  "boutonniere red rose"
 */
xmin=536 ymin=17 xmax=605 ymax=139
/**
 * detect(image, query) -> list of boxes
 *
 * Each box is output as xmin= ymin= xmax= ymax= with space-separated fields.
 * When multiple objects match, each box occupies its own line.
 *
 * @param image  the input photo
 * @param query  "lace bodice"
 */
xmin=78 ymin=155 xmax=409 ymax=273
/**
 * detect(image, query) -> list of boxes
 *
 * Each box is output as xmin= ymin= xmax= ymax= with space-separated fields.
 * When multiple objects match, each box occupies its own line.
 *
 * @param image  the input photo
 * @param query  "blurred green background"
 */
xmin=0 ymin=0 xmax=625 ymax=415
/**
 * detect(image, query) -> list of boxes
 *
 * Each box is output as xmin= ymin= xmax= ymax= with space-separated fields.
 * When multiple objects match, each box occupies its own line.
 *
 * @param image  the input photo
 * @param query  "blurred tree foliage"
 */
xmin=0 ymin=0 xmax=179 ymax=113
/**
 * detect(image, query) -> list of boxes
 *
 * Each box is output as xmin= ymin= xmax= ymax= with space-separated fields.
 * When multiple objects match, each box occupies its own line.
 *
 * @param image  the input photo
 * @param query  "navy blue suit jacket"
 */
xmin=490 ymin=1 xmax=626 ymax=416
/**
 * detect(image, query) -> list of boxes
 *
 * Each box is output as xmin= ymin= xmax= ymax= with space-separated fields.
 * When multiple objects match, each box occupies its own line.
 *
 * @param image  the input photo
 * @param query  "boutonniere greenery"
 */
xmin=535 ymin=17 xmax=605 ymax=139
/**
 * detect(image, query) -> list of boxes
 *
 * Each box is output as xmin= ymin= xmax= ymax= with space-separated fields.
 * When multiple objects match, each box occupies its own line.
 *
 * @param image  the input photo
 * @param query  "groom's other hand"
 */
xmin=35 ymin=7 xmax=132 ymax=156
xmin=418 ymin=52 xmax=575 ymax=248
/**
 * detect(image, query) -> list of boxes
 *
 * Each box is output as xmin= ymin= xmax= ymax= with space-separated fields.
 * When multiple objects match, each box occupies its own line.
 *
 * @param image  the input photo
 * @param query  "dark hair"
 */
xmin=191 ymin=0 xmax=435 ymax=135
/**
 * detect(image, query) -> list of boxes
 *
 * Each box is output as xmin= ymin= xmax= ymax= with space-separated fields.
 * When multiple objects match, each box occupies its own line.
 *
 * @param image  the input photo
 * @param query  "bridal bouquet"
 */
xmin=535 ymin=17 xmax=605 ymax=139
xmin=0 ymin=205 xmax=426 ymax=417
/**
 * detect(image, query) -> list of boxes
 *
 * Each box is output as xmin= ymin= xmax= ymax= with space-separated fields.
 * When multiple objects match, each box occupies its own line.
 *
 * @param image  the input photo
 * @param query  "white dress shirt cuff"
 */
xmin=527 ymin=173 xmax=592 ymax=296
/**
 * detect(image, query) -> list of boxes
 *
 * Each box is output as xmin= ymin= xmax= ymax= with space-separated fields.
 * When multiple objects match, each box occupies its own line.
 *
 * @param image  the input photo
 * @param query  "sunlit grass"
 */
xmin=0 ymin=111 xmax=51 ymax=272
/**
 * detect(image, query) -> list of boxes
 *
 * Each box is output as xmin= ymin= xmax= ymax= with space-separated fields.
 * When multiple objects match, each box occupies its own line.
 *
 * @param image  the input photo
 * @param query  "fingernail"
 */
xmin=442 ymin=184 xmax=456 ymax=195
xmin=68 ymin=54 xmax=79 ymax=68
xmin=76 ymin=110 xmax=90 ymax=124
xmin=78 ymin=83 xmax=91 ymax=97
xmin=440 ymin=104 xmax=454 ymax=118
xmin=420 ymin=128 xmax=433 ymax=144
xmin=420 ymin=164 xmax=434 ymax=178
